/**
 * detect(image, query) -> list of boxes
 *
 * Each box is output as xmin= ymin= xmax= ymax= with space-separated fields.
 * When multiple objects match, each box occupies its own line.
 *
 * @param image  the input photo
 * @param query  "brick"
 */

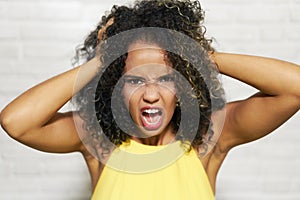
xmin=204 ymin=5 xmax=239 ymax=23
xmin=0 ymin=40 xmax=20 ymax=59
xmin=0 ymin=74 xmax=40 ymax=93
xmin=259 ymin=27 xmax=285 ymax=41
xmin=6 ymin=1 xmax=81 ymax=21
xmin=0 ymin=2 xmax=7 ymax=19
xmin=258 ymin=0 xmax=292 ymax=3
xmin=80 ymin=0 xmax=135 ymax=22
xmin=202 ymin=0 xmax=257 ymax=4
xmin=0 ymin=60 xmax=16 ymax=75
xmin=0 ymin=20 xmax=20 ymax=39
xmin=22 ymin=41 xmax=74 ymax=59
xmin=286 ymin=24 xmax=300 ymax=40
xmin=206 ymin=24 xmax=259 ymax=42
xmin=19 ymin=21 xmax=90 ymax=42
xmin=80 ymin=4 xmax=111 ymax=22
xmin=290 ymin=5 xmax=300 ymax=21
xmin=11 ymin=59 xmax=72 ymax=76
xmin=236 ymin=5 xmax=289 ymax=22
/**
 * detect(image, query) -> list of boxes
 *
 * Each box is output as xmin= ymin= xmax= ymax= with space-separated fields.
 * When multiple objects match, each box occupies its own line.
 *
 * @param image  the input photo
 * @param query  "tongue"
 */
xmin=145 ymin=113 xmax=160 ymax=123
xmin=142 ymin=112 xmax=162 ymax=130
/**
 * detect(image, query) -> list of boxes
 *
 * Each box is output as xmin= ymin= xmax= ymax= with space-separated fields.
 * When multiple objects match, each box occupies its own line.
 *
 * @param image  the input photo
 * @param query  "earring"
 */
xmin=176 ymin=99 xmax=180 ymax=107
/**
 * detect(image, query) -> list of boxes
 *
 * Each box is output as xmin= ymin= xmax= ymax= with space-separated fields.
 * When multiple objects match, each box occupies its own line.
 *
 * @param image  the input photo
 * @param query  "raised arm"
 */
xmin=213 ymin=52 xmax=300 ymax=151
xmin=0 ymin=18 xmax=113 ymax=154
xmin=0 ymin=58 xmax=100 ymax=153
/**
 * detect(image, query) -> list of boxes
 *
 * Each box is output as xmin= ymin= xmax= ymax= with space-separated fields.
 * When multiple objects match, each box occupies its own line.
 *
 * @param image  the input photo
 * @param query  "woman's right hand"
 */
xmin=97 ymin=18 xmax=114 ymax=41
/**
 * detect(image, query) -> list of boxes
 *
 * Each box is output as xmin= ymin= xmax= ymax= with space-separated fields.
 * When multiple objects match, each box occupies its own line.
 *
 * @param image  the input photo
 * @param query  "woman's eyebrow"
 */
xmin=123 ymin=75 xmax=144 ymax=79
xmin=159 ymin=73 xmax=174 ymax=78
xmin=123 ymin=72 xmax=174 ymax=79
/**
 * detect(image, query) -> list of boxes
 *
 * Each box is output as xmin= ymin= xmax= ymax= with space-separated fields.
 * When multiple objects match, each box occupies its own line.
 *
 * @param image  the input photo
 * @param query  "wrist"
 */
xmin=209 ymin=51 xmax=222 ymax=73
xmin=82 ymin=57 xmax=102 ymax=75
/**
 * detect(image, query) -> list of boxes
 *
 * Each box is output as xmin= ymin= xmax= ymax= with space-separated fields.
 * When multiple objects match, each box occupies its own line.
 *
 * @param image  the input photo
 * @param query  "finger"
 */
xmin=97 ymin=18 xmax=114 ymax=41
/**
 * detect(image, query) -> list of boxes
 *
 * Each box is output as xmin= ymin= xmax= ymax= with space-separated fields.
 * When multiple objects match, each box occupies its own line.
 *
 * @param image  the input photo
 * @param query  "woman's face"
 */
xmin=122 ymin=41 xmax=177 ymax=139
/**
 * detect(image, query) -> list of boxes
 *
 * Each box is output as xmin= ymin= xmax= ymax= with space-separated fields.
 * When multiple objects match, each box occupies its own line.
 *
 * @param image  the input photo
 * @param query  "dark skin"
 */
xmin=1 ymin=21 xmax=300 ymax=194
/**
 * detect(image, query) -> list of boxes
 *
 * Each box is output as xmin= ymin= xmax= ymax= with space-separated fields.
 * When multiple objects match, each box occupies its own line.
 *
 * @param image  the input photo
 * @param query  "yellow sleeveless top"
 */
xmin=91 ymin=139 xmax=215 ymax=200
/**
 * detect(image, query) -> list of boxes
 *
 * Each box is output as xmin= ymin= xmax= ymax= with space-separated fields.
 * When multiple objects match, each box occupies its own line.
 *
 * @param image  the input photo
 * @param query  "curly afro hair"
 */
xmin=73 ymin=0 xmax=225 ymax=157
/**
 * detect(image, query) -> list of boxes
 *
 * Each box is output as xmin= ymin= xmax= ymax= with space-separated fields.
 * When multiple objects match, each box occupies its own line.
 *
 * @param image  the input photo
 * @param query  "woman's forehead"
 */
xmin=124 ymin=64 xmax=173 ymax=79
xmin=125 ymin=42 xmax=172 ymax=74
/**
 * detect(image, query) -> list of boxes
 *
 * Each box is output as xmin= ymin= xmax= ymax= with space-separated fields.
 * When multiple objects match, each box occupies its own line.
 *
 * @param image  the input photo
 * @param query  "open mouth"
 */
xmin=141 ymin=108 xmax=163 ymax=130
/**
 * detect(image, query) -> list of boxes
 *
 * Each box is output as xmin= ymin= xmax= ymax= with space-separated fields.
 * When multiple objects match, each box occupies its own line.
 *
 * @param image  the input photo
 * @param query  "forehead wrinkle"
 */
xmin=127 ymin=40 xmax=164 ymax=52
xmin=124 ymin=64 xmax=172 ymax=79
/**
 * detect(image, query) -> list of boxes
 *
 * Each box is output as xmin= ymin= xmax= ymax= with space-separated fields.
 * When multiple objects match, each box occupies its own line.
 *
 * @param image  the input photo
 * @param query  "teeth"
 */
xmin=144 ymin=109 xmax=159 ymax=114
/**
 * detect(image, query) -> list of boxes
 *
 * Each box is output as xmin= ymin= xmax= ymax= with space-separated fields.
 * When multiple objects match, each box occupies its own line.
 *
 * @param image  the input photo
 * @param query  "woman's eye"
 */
xmin=159 ymin=75 xmax=174 ymax=83
xmin=125 ymin=78 xmax=144 ymax=85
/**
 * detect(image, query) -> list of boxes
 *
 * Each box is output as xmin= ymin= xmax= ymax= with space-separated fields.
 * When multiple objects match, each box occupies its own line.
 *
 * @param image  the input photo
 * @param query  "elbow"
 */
xmin=0 ymin=110 xmax=23 ymax=140
xmin=0 ymin=110 xmax=9 ymax=132
xmin=288 ymin=93 xmax=300 ymax=110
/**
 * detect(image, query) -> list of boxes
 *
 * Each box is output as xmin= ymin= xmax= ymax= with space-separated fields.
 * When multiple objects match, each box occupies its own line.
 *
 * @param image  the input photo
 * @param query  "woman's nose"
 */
xmin=142 ymin=84 xmax=160 ymax=103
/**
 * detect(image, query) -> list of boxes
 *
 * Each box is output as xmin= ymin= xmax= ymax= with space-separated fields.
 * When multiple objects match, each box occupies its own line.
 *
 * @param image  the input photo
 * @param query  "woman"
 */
xmin=1 ymin=0 xmax=299 ymax=199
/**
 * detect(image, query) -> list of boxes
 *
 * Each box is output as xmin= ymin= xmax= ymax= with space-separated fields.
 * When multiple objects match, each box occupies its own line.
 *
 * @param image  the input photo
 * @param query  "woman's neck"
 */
xmin=131 ymin=132 xmax=175 ymax=146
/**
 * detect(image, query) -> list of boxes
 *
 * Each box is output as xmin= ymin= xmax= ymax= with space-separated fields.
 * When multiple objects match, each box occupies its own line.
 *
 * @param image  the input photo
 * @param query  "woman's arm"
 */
xmin=0 ymin=19 xmax=113 ymax=154
xmin=0 ymin=58 xmax=100 ymax=153
xmin=213 ymin=52 xmax=300 ymax=152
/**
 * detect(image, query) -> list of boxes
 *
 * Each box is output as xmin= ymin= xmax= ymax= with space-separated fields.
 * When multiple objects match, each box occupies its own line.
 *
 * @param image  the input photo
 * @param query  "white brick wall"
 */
xmin=0 ymin=0 xmax=299 ymax=199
